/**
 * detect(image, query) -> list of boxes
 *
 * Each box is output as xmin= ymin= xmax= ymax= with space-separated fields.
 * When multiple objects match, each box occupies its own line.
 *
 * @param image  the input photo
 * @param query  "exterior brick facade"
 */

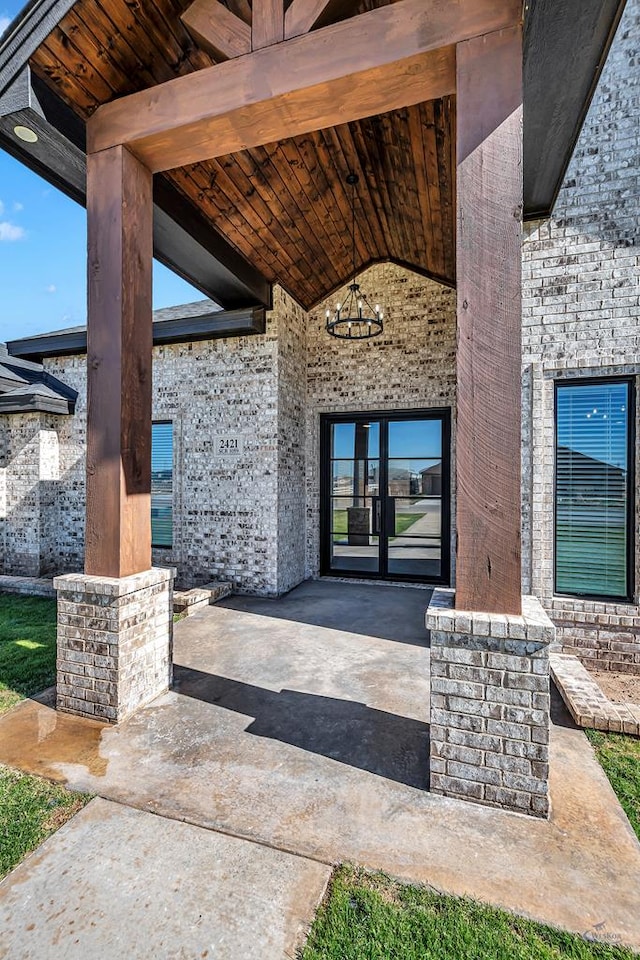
xmin=521 ymin=0 xmax=639 ymax=672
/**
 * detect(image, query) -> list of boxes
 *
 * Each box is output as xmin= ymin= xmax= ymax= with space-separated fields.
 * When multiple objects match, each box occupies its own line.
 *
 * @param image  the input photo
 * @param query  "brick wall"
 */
xmin=0 ymin=414 xmax=65 ymax=576
xmin=521 ymin=0 xmax=640 ymax=672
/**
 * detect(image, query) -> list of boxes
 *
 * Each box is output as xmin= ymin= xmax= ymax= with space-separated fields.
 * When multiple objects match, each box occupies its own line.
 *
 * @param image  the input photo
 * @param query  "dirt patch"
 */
xmin=589 ymin=669 xmax=640 ymax=706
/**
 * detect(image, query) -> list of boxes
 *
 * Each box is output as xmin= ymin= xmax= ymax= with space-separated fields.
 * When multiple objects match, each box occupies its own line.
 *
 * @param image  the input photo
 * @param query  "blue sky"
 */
xmin=0 ymin=3 xmax=205 ymax=344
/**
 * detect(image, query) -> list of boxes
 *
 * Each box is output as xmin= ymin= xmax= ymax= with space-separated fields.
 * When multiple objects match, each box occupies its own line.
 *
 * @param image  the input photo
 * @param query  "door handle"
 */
xmin=387 ymin=497 xmax=396 ymax=537
xmin=372 ymin=497 xmax=381 ymax=536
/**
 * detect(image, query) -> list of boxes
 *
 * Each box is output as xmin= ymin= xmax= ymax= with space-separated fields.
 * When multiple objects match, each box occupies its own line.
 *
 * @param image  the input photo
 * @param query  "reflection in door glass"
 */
xmin=329 ymin=420 xmax=381 ymax=574
xmin=324 ymin=415 xmax=447 ymax=582
xmin=332 ymin=421 xmax=380 ymax=459
xmin=387 ymin=420 xmax=443 ymax=579
xmin=388 ymin=419 xmax=441 ymax=458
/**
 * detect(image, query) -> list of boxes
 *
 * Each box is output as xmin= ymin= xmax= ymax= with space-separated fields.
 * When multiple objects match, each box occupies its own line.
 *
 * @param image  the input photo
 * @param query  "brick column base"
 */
xmin=54 ymin=567 xmax=175 ymax=723
xmin=426 ymin=589 xmax=555 ymax=818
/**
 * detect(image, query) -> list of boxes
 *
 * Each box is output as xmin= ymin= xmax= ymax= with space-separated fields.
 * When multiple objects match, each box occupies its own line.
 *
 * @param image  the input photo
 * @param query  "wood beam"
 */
xmin=87 ymin=0 xmax=521 ymax=173
xmin=181 ymin=0 xmax=251 ymax=61
xmin=284 ymin=0 xmax=333 ymax=39
xmin=251 ymin=0 xmax=284 ymax=49
xmin=454 ymin=24 xmax=523 ymax=615
xmin=85 ymin=144 xmax=153 ymax=579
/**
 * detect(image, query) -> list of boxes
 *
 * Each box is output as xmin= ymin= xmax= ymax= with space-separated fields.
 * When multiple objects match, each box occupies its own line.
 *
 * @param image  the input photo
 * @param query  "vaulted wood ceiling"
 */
xmin=28 ymin=0 xmax=455 ymax=308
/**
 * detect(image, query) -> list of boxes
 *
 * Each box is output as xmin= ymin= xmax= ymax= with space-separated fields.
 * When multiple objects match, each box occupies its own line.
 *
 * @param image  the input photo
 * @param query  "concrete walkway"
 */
xmin=0 ymin=798 xmax=329 ymax=960
xmin=1 ymin=580 xmax=640 ymax=954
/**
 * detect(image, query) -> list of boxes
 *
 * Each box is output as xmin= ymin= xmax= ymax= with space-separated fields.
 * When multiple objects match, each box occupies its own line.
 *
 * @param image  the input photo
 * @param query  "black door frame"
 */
xmin=320 ymin=407 xmax=451 ymax=585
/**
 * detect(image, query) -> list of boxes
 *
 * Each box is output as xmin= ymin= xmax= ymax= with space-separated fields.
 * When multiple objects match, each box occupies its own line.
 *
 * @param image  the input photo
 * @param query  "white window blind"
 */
xmin=555 ymin=380 xmax=631 ymax=599
xmin=151 ymin=422 xmax=173 ymax=548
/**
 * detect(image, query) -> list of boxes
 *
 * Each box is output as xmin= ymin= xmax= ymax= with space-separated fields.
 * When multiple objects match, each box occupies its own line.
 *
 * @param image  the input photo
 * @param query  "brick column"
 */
xmin=54 ymin=567 xmax=175 ymax=722
xmin=427 ymin=588 xmax=554 ymax=818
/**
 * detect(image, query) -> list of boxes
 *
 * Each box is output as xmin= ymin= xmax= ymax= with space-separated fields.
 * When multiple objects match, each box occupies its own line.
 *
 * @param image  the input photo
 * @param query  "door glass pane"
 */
xmin=331 ymin=421 xmax=379 ymax=459
xmin=388 ymin=536 xmax=442 ymax=578
xmin=332 ymin=460 xmax=380 ymax=497
xmin=388 ymin=459 xmax=441 ymax=496
xmin=330 ymin=497 xmax=379 ymax=573
xmin=555 ymin=381 xmax=630 ymax=598
xmin=393 ymin=497 xmax=441 ymax=538
xmin=388 ymin=419 xmax=441 ymax=458
xmin=386 ymin=419 xmax=443 ymax=579
xmin=328 ymin=419 xmax=381 ymax=575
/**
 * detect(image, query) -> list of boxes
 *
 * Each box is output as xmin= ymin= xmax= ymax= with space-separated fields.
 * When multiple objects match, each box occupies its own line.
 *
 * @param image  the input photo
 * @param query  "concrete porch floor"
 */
xmin=1 ymin=580 xmax=640 ymax=951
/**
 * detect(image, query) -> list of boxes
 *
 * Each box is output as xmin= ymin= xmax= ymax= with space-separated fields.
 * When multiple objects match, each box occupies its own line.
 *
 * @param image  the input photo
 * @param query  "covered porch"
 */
xmin=0 ymin=0 xmax=627 ymax=817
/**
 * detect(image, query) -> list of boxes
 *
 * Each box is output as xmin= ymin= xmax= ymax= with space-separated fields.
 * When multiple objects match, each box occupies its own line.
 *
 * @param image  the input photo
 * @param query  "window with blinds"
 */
xmin=555 ymin=379 xmax=633 ymax=600
xmin=151 ymin=421 xmax=173 ymax=548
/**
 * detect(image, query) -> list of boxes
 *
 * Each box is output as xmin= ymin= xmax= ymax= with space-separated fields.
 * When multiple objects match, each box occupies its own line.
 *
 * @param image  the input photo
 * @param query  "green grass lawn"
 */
xmin=301 ymin=866 xmax=637 ymax=960
xmin=0 ymin=594 xmax=87 ymax=880
xmin=0 ymin=594 xmax=57 ymax=716
xmin=586 ymin=729 xmax=640 ymax=842
xmin=332 ymin=510 xmax=423 ymax=537
xmin=0 ymin=766 xmax=87 ymax=879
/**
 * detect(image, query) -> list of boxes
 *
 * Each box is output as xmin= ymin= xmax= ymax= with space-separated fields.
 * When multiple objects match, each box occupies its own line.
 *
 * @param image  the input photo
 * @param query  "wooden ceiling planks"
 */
xmin=29 ymin=0 xmax=456 ymax=308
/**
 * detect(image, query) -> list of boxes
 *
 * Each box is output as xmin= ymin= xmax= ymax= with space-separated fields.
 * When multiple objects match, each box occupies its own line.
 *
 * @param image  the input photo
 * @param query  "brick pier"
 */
xmin=427 ymin=589 xmax=555 ymax=817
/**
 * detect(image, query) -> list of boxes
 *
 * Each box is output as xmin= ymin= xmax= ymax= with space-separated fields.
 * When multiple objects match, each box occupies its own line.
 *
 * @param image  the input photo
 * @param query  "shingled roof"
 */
xmin=0 ymin=343 xmax=77 ymax=414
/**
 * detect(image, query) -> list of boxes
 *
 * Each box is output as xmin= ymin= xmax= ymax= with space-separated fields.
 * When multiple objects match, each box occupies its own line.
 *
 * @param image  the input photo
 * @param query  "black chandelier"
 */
xmin=325 ymin=173 xmax=384 ymax=340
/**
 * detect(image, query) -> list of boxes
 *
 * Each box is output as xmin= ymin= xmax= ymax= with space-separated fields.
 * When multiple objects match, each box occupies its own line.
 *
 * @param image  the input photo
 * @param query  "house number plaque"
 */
xmin=214 ymin=435 xmax=244 ymax=456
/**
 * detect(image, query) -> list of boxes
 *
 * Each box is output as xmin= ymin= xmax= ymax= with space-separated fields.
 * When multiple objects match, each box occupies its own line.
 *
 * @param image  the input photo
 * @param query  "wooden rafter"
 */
xmin=284 ymin=0 xmax=335 ymax=39
xmin=87 ymin=0 xmax=521 ymax=172
xmin=251 ymin=0 xmax=284 ymax=49
xmin=181 ymin=0 xmax=251 ymax=61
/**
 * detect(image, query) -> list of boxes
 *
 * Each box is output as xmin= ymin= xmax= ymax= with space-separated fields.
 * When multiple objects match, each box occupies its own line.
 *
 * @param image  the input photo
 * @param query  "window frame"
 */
xmin=553 ymin=375 xmax=636 ymax=603
xmin=151 ymin=419 xmax=174 ymax=550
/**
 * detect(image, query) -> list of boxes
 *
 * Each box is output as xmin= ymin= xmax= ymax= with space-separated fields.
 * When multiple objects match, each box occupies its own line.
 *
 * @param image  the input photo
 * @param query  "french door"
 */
xmin=320 ymin=409 xmax=451 ymax=584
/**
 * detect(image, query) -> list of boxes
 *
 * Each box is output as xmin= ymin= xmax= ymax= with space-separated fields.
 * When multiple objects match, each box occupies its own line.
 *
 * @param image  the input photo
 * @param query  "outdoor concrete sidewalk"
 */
xmin=0 ymin=797 xmax=330 ymax=960
xmin=1 ymin=580 xmax=640 ymax=952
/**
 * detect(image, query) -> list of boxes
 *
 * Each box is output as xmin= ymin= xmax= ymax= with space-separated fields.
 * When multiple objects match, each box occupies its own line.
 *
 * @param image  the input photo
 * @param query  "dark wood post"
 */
xmin=85 ymin=144 xmax=153 ymax=578
xmin=455 ymin=24 xmax=523 ymax=615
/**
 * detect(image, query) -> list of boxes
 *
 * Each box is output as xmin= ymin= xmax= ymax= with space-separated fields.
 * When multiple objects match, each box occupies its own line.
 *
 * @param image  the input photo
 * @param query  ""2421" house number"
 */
xmin=215 ymin=435 xmax=244 ymax=456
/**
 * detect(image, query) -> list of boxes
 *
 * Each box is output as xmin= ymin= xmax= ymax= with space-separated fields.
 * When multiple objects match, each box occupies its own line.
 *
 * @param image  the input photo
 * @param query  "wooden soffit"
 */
xmin=2 ymin=0 xmax=624 ymax=307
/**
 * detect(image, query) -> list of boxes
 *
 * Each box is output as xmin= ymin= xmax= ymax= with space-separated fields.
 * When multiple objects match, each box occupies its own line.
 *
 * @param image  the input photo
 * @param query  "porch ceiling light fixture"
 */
xmin=325 ymin=172 xmax=383 ymax=340
xmin=13 ymin=124 xmax=38 ymax=143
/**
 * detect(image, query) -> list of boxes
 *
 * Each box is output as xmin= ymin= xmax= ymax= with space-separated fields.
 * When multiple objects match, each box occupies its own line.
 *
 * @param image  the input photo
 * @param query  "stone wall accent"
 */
xmin=521 ymin=0 xmax=639 ymax=671
xmin=0 ymin=413 xmax=66 ymax=577
xmin=305 ymin=262 xmax=457 ymax=579
xmin=54 ymin=567 xmax=175 ymax=723
xmin=427 ymin=589 xmax=554 ymax=818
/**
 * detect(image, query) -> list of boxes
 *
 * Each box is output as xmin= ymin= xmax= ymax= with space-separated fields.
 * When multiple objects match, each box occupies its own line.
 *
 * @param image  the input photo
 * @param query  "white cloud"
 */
xmin=0 ymin=200 xmax=4 ymax=216
xmin=0 ymin=16 xmax=10 ymax=35
xmin=13 ymin=202 xmax=23 ymax=212
xmin=0 ymin=221 xmax=25 ymax=241
xmin=46 ymin=284 xmax=57 ymax=294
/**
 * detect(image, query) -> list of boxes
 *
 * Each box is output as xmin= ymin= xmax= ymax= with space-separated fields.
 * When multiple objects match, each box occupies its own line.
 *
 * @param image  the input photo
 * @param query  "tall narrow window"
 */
xmin=555 ymin=379 xmax=633 ymax=600
xmin=151 ymin=421 xmax=173 ymax=548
